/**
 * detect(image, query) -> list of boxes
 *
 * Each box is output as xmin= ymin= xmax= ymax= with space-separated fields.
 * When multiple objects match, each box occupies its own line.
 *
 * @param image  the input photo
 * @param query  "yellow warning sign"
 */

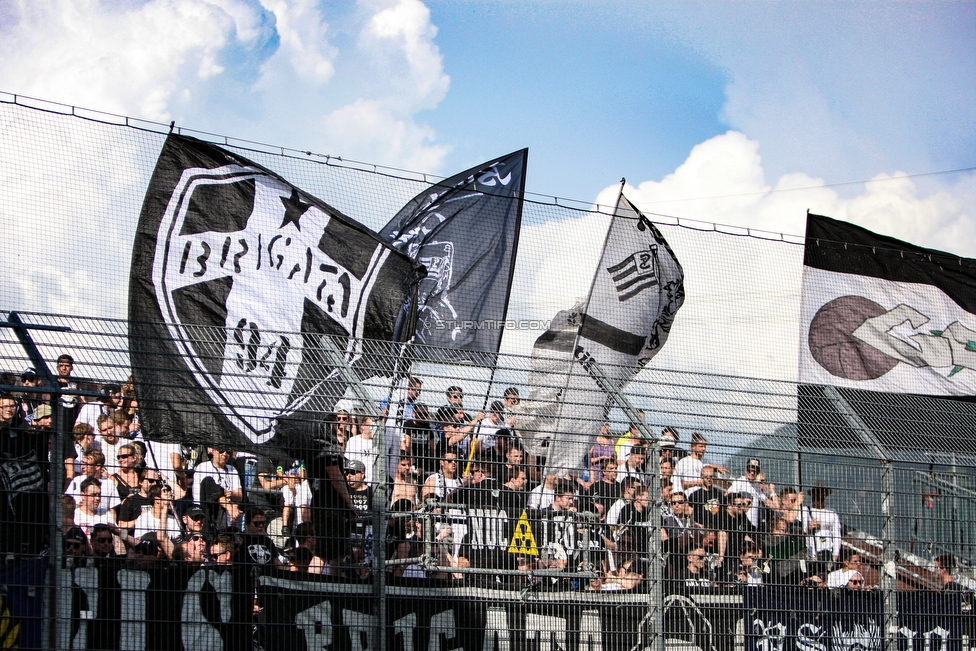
xmin=507 ymin=510 xmax=538 ymax=556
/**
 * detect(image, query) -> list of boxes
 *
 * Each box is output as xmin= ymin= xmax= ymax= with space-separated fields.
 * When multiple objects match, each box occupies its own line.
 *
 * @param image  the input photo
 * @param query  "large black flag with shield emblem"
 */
xmin=128 ymin=134 xmax=426 ymax=452
xmin=380 ymin=150 xmax=527 ymax=362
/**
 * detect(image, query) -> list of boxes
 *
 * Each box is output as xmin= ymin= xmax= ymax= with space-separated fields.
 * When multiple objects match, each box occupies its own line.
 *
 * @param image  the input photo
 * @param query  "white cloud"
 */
xmin=508 ymin=131 xmax=976 ymax=385
xmin=0 ymin=0 xmax=272 ymax=122
xmin=257 ymin=0 xmax=336 ymax=84
xmin=306 ymin=0 xmax=451 ymax=169
xmin=604 ymin=131 xmax=976 ymax=258
xmin=0 ymin=0 xmax=451 ymax=171
xmin=359 ymin=0 xmax=449 ymax=113
xmin=322 ymin=98 xmax=449 ymax=171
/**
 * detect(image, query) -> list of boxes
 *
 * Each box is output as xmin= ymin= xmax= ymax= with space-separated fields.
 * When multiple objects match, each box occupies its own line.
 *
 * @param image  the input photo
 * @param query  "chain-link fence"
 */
xmin=1 ymin=93 xmax=973 ymax=650
xmin=1 ymin=312 xmax=974 ymax=651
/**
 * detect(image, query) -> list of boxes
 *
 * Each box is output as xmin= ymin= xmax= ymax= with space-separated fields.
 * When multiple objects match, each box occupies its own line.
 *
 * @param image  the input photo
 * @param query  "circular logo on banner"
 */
xmin=808 ymin=295 xmax=899 ymax=380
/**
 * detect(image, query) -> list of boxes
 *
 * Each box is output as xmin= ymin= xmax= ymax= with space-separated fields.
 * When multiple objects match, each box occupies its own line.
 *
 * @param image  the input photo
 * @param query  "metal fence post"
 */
xmin=3 ymin=313 xmax=73 ymax=651
xmin=824 ymin=386 xmax=896 ymax=651
xmin=583 ymin=359 xmax=664 ymax=651
xmin=320 ymin=335 xmax=388 ymax=649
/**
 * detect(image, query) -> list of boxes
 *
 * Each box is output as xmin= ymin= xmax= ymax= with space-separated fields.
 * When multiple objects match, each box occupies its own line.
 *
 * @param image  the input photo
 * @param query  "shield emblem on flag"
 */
xmin=129 ymin=135 xmax=425 ymax=449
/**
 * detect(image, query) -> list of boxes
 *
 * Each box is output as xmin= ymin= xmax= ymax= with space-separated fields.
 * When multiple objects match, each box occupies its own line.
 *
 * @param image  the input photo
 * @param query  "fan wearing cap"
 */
xmin=63 ymin=526 xmax=90 ymax=559
xmin=725 ymin=459 xmax=768 ymax=528
xmin=18 ymin=368 xmax=46 ymax=419
xmin=182 ymin=505 xmax=210 ymax=537
xmin=28 ymin=403 xmax=79 ymax=483
xmin=128 ymin=534 xmax=163 ymax=567
xmin=658 ymin=426 xmax=684 ymax=464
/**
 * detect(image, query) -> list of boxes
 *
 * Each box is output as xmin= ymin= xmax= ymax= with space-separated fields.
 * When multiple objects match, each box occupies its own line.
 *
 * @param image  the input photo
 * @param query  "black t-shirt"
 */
xmin=688 ymin=487 xmax=725 ymax=531
xmin=616 ymin=503 xmax=652 ymax=556
xmin=348 ymin=485 xmax=372 ymax=536
xmin=669 ymin=561 xmax=714 ymax=592
xmin=453 ymin=479 xmax=525 ymax=572
xmin=116 ymin=493 xmax=153 ymax=524
xmin=715 ymin=509 xmax=756 ymax=561
xmin=234 ymin=532 xmax=278 ymax=568
xmin=587 ymin=480 xmax=620 ymax=516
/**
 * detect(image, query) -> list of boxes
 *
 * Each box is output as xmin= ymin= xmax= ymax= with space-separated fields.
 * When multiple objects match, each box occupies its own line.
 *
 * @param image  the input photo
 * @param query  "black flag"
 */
xmin=128 ymin=134 xmax=426 ymax=451
xmin=380 ymin=150 xmax=527 ymax=361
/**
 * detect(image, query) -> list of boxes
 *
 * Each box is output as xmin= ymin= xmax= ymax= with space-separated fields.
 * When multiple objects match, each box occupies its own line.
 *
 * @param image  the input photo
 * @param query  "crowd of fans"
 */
xmin=1 ymin=360 xmax=971 ymax=605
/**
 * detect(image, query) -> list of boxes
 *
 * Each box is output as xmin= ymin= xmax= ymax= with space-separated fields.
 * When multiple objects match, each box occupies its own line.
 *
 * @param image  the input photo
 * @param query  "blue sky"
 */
xmin=2 ymin=0 xmax=972 ymax=220
xmin=427 ymin=1 xmax=976 ymax=204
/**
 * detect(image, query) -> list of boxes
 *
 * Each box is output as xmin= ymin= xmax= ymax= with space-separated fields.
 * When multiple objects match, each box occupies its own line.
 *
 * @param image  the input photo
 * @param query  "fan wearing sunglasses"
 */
xmin=64 ymin=527 xmax=90 ymax=559
xmin=130 ymin=484 xmax=180 ymax=557
xmin=90 ymin=523 xmax=119 ymax=559
xmin=116 ymin=469 xmax=161 ymax=531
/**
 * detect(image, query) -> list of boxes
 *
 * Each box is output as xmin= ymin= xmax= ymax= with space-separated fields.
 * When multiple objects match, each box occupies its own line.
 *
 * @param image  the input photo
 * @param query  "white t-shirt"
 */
xmin=65 ymin=475 xmax=121 ymax=511
xmin=99 ymin=438 xmax=128 ymax=473
xmin=807 ymin=507 xmax=842 ymax=559
xmin=672 ymin=456 xmax=704 ymax=495
xmin=827 ymin=568 xmax=858 ymax=589
xmin=191 ymin=461 xmax=241 ymax=504
xmin=527 ymin=484 xmax=554 ymax=510
xmin=132 ymin=511 xmax=182 ymax=542
xmin=77 ymin=402 xmax=110 ymax=431
xmin=345 ymin=435 xmax=378 ymax=486
xmin=281 ymin=481 xmax=313 ymax=526
xmin=74 ymin=507 xmax=117 ymax=539
xmin=606 ymin=498 xmax=628 ymax=526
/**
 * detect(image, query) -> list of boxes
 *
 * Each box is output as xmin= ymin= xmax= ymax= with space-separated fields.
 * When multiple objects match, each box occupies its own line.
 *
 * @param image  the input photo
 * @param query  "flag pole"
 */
xmin=544 ymin=178 xmax=627 ymax=480
xmin=464 ymin=159 xmax=529 ymax=478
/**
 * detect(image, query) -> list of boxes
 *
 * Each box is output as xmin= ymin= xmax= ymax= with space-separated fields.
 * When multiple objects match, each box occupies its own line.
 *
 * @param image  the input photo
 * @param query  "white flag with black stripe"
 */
xmin=517 ymin=193 xmax=685 ymax=473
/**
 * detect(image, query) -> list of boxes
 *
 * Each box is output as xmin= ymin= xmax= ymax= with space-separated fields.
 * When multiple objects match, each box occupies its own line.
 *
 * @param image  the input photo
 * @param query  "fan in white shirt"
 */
xmin=191 ymin=448 xmax=242 ymax=504
xmin=131 ymin=484 xmax=181 ymax=548
xmin=66 ymin=450 xmax=121 ymax=510
xmin=73 ymin=477 xmax=120 ymax=540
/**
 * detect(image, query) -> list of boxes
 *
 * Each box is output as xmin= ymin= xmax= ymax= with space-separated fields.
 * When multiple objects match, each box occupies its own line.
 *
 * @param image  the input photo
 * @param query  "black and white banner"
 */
xmin=128 ymin=134 xmax=426 ymax=451
xmin=379 ymin=150 xmax=527 ymax=361
xmin=800 ymin=213 xmax=976 ymax=395
xmin=745 ymin=587 xmax=964 ymax=651
xmin=518 ymin=193 xmax=685 ymax=472
xmin=259 ymin=577 xmax=659 ymax=651
xmin=33 ymin=563 xmax=971 ymax=651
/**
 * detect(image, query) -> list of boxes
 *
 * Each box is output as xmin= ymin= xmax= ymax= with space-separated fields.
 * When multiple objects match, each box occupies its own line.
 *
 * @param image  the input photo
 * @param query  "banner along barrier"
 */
xmin=5 ymin=557 xmax=972 ymax=650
